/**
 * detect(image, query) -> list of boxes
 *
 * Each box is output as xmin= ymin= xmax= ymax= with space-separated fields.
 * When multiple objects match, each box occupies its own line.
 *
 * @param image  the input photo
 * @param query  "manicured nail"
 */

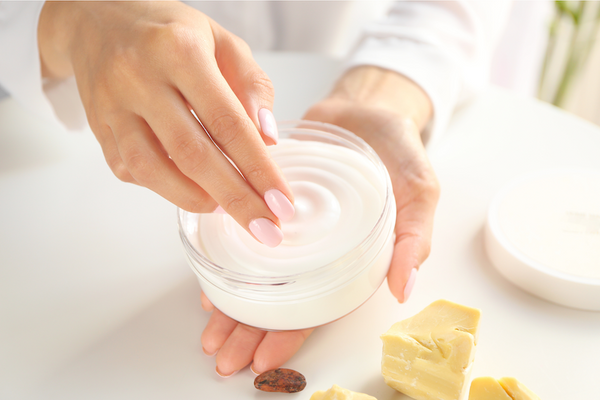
xmin=202 ymin=347 xmax=217 ymax=357
xmin=402 ymin=268 xmax=418 ymax=303
xmin=249 ymin=218 xmax=283 ymax=247
xmin=216 ymin=366 xmax=239 ymax=378
xmin=250 ymin=364 xmax=260 ymax=376
xmin=258 ymin=108 xmax=278 ymax=145
xmin=213 ymin=205 xmax=226 ymax=214
xmin=264 ymin=189 xmax=295 ymax=222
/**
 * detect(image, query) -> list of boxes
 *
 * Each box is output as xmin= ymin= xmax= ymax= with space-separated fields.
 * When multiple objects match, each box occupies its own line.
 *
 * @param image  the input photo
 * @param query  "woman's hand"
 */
xmin=304 ymin=66 xmax=440 ymax=303
xmin=199 ymin=66 xmax=439 ymax=377
xmin=37 ymin=1 xmax=294 ymax=246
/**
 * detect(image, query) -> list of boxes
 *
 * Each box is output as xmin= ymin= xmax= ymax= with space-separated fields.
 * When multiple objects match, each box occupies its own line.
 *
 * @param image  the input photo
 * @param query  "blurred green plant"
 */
xmin=539 ymin=1 xmax=600 ymax=107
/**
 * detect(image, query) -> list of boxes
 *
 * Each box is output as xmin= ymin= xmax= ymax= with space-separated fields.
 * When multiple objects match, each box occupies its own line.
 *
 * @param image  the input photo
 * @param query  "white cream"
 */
xmin=198 ymin=139 xmax=385 ymax=276
xmin=179 ymin=125 xmax=396 ymax=330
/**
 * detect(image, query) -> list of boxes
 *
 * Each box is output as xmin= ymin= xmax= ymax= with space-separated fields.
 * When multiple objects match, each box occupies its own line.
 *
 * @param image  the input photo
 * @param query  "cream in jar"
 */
xmin=179 ymin=121 xmax=396 ymax=330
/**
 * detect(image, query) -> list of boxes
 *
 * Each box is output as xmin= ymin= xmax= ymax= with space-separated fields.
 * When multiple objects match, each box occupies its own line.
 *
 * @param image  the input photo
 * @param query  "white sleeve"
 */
xmin=0 ymin=2 xmax=54 ymax=120
xmin=0 ymin=1 xmax=86 ymax=130
xmin=345 ymin=0 xmax=512 ymax=145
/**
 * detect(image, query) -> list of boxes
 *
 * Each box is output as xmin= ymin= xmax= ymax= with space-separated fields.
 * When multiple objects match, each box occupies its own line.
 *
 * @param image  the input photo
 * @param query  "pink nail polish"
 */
xmin=249 ymin=218 xmax=283 ymax=247
xmin=264 ymin=189 xmax=295 ymax=222
xmin=215 ymin=366 xmax=239 ymax=378
xmin=402 ymin=268 xmax=418 ymax=303
xmin=258 ymin=108 xmax=278 ymax=145
xmin=213 ymin=205 xmax=227 ymax=214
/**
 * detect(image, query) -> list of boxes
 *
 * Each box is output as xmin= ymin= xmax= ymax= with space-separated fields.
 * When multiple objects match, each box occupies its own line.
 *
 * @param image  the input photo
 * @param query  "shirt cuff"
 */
xmin=0 ymin=1 xmax=56 ymax=122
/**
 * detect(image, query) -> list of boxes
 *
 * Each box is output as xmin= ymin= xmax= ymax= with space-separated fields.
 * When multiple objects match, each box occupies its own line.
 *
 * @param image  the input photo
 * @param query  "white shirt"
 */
xmin=0 ymin=1 xmax=552 ymax=145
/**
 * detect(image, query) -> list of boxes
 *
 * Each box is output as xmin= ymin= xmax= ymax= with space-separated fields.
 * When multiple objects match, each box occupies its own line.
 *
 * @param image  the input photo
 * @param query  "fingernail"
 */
xmin=264 ymin=189 xmax=295 ymax=222
xmin=213 ymin=205 xmax=227 ymax=214
xmin=202 ymin=347 xmax=217 ymax=357
xmin=216 ymin=366 xmax=239 ymax=378
xmin=258 ymin=108 xmax=278 ymax=145
xmin=250 ymin=363 xmax=260 ymax=376
xmin=249 ymin=218 xmax=283 ymax=247
xmin=402 ymin=268 xmax=418 ymax=303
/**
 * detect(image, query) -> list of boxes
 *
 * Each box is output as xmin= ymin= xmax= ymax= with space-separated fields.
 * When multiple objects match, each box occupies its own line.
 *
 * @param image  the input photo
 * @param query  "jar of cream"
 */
xmin=178 ymin=121 xmax=396 ymax=330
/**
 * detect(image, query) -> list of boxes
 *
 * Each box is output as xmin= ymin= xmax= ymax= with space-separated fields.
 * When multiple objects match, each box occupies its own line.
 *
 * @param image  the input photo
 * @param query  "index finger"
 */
xmin=173 ymin=35 xmax=295 ymax=223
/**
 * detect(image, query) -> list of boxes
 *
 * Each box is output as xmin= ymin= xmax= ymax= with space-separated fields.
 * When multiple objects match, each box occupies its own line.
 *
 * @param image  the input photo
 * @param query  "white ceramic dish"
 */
xmin=485 ymin=168 xmax=600 ymax=311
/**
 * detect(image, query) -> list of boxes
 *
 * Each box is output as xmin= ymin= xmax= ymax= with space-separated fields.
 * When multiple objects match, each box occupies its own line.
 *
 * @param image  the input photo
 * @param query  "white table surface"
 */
xmin=1 ymin=53 xmax=599 ymax=400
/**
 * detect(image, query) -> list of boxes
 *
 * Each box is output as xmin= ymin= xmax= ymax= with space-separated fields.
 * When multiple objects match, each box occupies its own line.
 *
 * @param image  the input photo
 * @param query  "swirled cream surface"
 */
xmin=197 ymin=139 xmax=386 ymax=276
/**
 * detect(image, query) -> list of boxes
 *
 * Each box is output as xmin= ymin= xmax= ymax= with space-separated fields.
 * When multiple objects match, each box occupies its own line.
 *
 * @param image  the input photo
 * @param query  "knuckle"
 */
xmin=248 ymin=72 xmax=274 ymax=103
xmin=422 ymin=241 xmax=432 ymax=258
xmin=423 ymin=172 xmax=441 ymax=200
xmin=157 ymin=24 xmax=208 ymax=67
xmin=408 ymin=168 xmax=440 ymax=201
xmin=109 ymin=158 xmax=133 ymax=183
xmin=242 ymin=162 xmax=268 ymax=185
xmin=123 ymin=150 xmax=154 ymax=183
xmin=229 ymin=32 xmax=251 ymax=52
xmin=171 ymin=135 xmax=207 ymax=176
xmin=221 ymin=191 xmax=251 ymax=215
xmin=108 ymin=46 xmax=145 ymax=88
xmin=208 ymin=110 xmax=251 ymax=148
xmin=185 ymin=194 xmax=214 ymax=214
xmin=238 ymin=323 xmax=264 ymax=339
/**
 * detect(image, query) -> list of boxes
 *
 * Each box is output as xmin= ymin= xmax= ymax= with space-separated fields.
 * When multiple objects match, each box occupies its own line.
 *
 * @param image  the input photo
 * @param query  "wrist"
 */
xmin=328 ymin=66 xmax=433 ymax=132
xmin=38 ymin=1 xmax=81 ymax=78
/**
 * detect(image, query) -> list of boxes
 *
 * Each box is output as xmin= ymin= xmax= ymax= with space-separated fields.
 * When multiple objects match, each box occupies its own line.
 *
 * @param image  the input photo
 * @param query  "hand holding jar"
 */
xmin=199 ymin=67 xmax=439 ymax=376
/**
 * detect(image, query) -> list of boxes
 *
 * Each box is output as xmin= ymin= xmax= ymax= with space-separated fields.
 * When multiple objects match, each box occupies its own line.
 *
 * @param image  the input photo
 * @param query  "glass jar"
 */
xmin=178 ymin=121 xmax=396 ymax=330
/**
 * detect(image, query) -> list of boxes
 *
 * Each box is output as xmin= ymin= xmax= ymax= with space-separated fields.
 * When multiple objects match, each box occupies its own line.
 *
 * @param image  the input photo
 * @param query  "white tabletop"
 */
xmin=1 ymin=53 xmax=599 ymax=400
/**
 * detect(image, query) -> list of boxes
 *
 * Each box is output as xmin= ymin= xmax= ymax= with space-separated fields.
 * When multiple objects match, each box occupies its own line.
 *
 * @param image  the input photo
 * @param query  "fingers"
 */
xmin=168 ymin=28 xmax=294 ymax=224
xmin=108 ymin=113 xmax=218 ymax=213
xmin=200 ymin=291 xmax=214 ymax=312
xmin=251 ymin=329 xmax=314 ymax=374
xmin=210 ymin=22 xmax=278 ymax=146
xmin=201 ymin=309 xmax=237 ymax=358
xmin=201 ymin=308 xmax=268 ymax=377
xmin=141 ymin=90 xmax=285 ymax=246
xmin=214 ymin=324 xmax=268 ymax=377
xmin=93 ymin=122 xmax=137 ymax=185
xmin=387 ymin=183 xmax=439 ymax=303
xmin=387 ymin=234 xmax=427 ymax=303
xmin=200 ymin=306 xmax=313 ymax=377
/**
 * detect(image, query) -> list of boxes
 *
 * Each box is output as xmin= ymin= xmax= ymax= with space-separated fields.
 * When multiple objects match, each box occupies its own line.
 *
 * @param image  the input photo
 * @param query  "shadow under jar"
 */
xmin=178 ymin=121 xmax=396 ymax=331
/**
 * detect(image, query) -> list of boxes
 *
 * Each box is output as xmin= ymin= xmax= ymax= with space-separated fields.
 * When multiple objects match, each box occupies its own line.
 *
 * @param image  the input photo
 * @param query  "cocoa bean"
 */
xmin=254 ymin=368 xmax=306 ymax=393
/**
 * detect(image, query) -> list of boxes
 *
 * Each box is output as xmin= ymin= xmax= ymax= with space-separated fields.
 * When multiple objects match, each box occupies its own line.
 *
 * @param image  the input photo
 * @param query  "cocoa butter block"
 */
xmin=468 ymin=377 xmax=512 ymax=400
xmin=310 ymin=384 xmax=377 ymax=400
xmin=469 ymin=377 xmax=541 ymax=400
xmin=381 ymin=299 xmax=481 ymax=400
xmin=498 ymin=377 xmax=541 ymax=400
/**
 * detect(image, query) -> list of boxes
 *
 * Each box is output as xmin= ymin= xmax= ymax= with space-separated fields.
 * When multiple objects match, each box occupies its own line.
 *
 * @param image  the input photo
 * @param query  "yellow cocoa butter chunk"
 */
xmin=468 ymin=377 xmax=512 ymax=399
xmin=469 ymin=377 xmax=540 ymax=400
xmin=310 ymin=384 xmax=377 ymax=400
xmin=381 ymin=299 xmax=481 ymax=400
xmin=498 ymin=377 xmax=541 ymax=400
xmin=310 ymin=385 xmax=377 ymax=400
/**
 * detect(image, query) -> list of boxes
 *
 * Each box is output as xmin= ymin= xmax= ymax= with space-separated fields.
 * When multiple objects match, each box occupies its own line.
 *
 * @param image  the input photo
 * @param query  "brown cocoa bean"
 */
xmin=254 ymin=368 xmax=307 ymax=393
